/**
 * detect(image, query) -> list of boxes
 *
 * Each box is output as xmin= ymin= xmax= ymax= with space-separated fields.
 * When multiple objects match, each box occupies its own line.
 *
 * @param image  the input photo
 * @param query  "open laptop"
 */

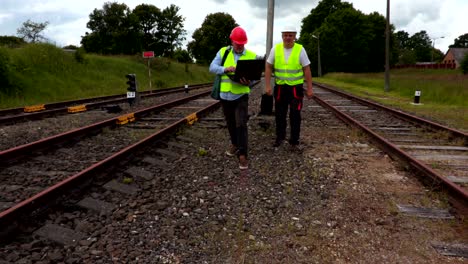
xmin=232 ymin=59 xmax=265 ymax=82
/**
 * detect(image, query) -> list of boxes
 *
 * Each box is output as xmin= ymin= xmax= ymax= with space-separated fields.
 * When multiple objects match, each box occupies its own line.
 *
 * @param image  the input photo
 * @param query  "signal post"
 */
xmin=126 ymin=74 xmax=137 ymax=106
xmin=143 ymin=51 xmax=154 ymax=92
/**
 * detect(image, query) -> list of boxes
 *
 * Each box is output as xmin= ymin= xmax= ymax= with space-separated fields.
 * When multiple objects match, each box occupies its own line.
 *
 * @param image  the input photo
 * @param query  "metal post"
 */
xmin=312 ymin=34 xmax=322 ymax=77
xmin=148 ymin=59 xmax=152 ymax=92
xmin=317 ymin=36 xmax=322 ymax=77
xmin=431 ymin=36 xmax=444 ymax=62
xmin=431 ymin=40 xmax=434 ymax=62
xmin=266 ymin=0 xmax=274 ymax=59
xmin=384 ymin=0 xmax=390 ymax=92
xmin=414 ymin=90 xmax=421 ymax=104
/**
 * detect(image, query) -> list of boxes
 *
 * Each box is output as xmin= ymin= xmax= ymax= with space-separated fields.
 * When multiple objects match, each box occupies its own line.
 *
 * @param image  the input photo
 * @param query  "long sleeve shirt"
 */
xmin=209 ymin=48 xmax=246 ymax=101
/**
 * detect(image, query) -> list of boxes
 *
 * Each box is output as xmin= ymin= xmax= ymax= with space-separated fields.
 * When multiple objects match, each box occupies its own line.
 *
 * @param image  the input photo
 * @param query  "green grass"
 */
xmin=0 ymin=43 xmax=212 ymax=108
xmin=315 ymin=69 xmax=468 ymax=131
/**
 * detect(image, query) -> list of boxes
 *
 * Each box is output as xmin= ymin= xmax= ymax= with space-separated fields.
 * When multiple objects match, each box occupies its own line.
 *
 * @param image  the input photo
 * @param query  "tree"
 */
xmin=394 ymin=31 xmax=410 ymax=50
xmin=299 ymin=0 xmax=354 ymax=73
xmin=173 ymin=48 xmax=192 ymax=63
xmin=187 ymin=13 xmax=237 ymax=64
xmin=300 ymin=0 xmax=353 ymax=34
xmin=81 ymin=2 xmax=140 ymax=54
xmin=318 ymin=8 xmax=373 ymax=73
xmin=81 ymin=2 xmax=185 ymax=57
xmin=461 ymin=53 xmax=468 ymax=74
xmin=16 ymin=19 xmax=49 ymax=43
xmin=432 ymin=49 xmax=444 ymax=62
xmin=394 ymin=30 xmax=414 ymax=64
xmin=449 ymin=33 xmax=468 ymax=48
xmin=301 ymin=4 xmax=390 ymax=74
xmin=133 ymin=4 xmax=161 ymax=51
xmin=398 ymin=49 xmax=417 ymax=64
xmin=153 ymin=4 xmax=186 ymax=57
xmin=394 ymin=30 xmax=432 ymax=63
xmin=408 ymin=30 xmax=431 ymax=62
xmin=362 ymin=12 xmax=388 ymax=71
xmin=299 ymin=0 xmax=394 ymax=74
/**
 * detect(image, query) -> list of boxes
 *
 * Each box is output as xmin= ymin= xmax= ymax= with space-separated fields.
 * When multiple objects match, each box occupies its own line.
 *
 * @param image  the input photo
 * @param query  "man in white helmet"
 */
xmin=265 ymin=26 xmax=314 ymax=148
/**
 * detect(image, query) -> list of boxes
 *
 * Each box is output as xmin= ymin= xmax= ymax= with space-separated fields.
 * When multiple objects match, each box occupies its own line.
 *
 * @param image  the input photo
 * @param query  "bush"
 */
xmin=0 ymin=36 xmax=26 ymax=48
xmin=0 ymin=47 xmax=12 ymax=93
xmin=461 ymin=53 xmax=468 ymax=75
xmin=17 ymin=43 xmax=73 ymax=73
xmin=0 ymin=47 xmax=23 ymax=95
xmin=74 ymin=48 xmax=87 ymax=64
xmin=63 ymin=45 xmax=79 ymax=50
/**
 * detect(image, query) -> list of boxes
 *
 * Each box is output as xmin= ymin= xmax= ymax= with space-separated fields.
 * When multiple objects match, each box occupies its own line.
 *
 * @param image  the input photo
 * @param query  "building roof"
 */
xmin=448 ymin=48 xmax=468 ymax=63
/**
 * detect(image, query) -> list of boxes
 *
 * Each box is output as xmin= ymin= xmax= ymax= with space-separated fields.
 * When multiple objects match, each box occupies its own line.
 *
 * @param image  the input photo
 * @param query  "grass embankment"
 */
xmin=0 ymin=43 xmax=213 ymax=109
xmin=316 ymin=69 xmax=468 ymax=131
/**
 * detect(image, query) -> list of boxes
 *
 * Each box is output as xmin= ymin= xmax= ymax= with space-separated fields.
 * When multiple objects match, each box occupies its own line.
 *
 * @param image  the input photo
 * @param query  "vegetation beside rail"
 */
xmin=317 ymin=69 xmax=468 ymax=131
xmin=0 ymin=43 xmax=212 ymax=108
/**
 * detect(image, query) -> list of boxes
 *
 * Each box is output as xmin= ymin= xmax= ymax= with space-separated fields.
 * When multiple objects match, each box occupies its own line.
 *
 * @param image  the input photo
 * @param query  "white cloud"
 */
xmin=0 ymin=13 xmax=13 ymax=23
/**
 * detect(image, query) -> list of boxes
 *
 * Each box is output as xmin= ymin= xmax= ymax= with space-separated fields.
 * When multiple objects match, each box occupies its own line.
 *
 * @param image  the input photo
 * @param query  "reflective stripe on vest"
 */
xmin=274 ymin=43 xmax=304 ymax=85
xmin=219 ymin=47 xmax=257 ymax=94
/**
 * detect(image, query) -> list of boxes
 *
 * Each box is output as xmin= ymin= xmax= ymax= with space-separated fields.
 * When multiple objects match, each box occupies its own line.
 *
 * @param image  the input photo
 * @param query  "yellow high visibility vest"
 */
xmin=274 ymin=43 xmax=304 ymax=85
xmin=219 ymin=47 xmax=257 ymax=94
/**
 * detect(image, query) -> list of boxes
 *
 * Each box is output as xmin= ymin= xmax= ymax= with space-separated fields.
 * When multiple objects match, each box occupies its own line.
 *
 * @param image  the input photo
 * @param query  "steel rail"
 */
xmin=0 ymin=100 xmax=220 ymax=230
xmin=0 ymin=83 xmax=211 ymax=125
xmin=0 ymin=83 xmax=210 ymax=116
xmin=314 ymin=82 xmax=468 ymax=140
xmin=313 ymin=95 xmax=468 ymax=210
xmin=0 ymin=90 xmax=211 ymax=164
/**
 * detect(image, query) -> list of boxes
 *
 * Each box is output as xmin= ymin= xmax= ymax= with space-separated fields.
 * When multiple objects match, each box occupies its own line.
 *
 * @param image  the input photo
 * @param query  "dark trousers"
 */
xmin=221 ymin=95 xmax=249 ymax=157
xmin=274 ymin=84 xmax=304 ymax=145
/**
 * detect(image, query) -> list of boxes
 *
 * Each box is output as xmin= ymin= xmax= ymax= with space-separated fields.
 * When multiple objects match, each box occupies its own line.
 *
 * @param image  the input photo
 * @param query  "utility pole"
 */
xmin=312 ymin=34 xmax=322 ymax=77
xmin=431 ymin=36 xmax=444 ymax=62
xmin=266 ymin=0 xmax=274 ymax=59
xmin=384 ymin=0 xmax=390 ymax=92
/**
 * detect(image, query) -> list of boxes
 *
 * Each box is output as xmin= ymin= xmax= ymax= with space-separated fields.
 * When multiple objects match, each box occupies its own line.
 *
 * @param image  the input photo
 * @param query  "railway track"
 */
xmin=0 ymin=89 xmax=219 ymax=234
xmin=0 ymin=84 xmax=211 ymax=151
xmin=0 ymin=80 xmax=466 ymax=262
xmin=0 ymin=83 xmax=210 ymax=125
xmin=313 ymin=82 xmax=468 ymax=212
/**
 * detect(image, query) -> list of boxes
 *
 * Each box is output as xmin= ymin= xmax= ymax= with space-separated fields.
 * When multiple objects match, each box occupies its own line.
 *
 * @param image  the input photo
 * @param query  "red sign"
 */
xmin=143 ymin=51 xmax=154 ymax=58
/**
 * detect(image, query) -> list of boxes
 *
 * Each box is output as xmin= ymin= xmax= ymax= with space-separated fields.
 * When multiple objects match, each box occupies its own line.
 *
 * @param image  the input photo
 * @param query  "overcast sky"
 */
xmin=0 ymin=0 xmax=466 ymax=55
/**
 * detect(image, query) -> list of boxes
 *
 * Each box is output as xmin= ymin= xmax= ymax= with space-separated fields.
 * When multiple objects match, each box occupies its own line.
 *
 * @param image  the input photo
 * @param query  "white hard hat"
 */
xmin=281 ymin=26 xmax=297 ymax=33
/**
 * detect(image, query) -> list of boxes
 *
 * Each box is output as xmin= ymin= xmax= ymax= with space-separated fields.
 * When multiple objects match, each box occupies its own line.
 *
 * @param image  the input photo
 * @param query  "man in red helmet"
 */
xmin=209 ymin=26 xmax=260 ymax=170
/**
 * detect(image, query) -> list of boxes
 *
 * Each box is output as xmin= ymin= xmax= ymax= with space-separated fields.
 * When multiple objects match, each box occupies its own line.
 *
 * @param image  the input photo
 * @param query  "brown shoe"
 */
xmin=225 ymin=145 xmax=237 ymax=157
xmin=239 ymin=155 xmax=248 ymax=170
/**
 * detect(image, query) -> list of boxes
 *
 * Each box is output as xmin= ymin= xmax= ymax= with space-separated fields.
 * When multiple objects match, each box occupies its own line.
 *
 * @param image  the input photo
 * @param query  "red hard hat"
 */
xmin=230 ymin=26 xmax=248 ymax=45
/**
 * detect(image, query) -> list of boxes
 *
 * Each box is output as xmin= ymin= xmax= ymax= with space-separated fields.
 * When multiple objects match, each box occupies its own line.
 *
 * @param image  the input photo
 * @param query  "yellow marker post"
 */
xmin=67 ymin=105 xmax=87 ymax=113
xmin=116 ymin=113 xmax=136 ymax=125
xmin=24 ymin=104 xmax=46 ymax=113
xmin=186 ymin=113 xmax=198 ymax=125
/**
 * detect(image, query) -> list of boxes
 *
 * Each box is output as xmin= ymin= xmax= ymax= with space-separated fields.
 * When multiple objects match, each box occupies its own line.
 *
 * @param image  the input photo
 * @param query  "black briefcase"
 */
xmin=259 ymin=94 xmax=273 ymax=115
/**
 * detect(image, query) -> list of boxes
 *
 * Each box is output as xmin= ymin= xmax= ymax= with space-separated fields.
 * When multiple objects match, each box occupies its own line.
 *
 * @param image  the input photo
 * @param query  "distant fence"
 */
xmin=392 ymin=63 xmax=456 ymax=70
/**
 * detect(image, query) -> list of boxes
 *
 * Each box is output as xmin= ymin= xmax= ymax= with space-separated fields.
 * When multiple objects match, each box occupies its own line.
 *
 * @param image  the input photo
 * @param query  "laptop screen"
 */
xmin=232 ymin=59 xmax=265 ymax=82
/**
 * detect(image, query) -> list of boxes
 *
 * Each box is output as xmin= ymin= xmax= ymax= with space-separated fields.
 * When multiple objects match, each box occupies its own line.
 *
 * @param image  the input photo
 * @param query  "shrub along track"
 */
xmin=0 ymin=81 xmax=467 ymax=263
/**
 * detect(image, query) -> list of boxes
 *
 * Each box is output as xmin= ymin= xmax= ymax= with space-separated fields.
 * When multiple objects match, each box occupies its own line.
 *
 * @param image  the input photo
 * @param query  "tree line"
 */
xmin=80 ymin=2 xmax=188 ymax=60
xmin=5 ymin=0 xmax=468 ymax=74
xmin=297 ymin=0 xmax=468 ymax=74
